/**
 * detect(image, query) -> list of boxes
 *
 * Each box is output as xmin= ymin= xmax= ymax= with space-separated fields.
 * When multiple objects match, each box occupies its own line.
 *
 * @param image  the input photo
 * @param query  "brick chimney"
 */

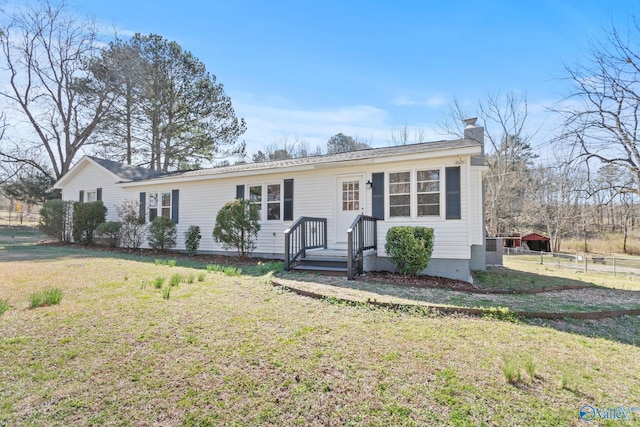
xmin=463 ymin=117 xmax=484 ymax=155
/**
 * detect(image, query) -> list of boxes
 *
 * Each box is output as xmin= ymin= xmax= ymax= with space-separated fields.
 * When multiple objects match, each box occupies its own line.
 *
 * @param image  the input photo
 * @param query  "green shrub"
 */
xmin=147 ymin=216 xmax=177 ymax=252
xmin=0 ymin=298 xmax=9 ymax=316
xmin=29 ymin=287 xmax=63 ymax=308
xmin=384 ymin=226 xmax=434 ymax=276
xmin=184 ymin=225 xmax=202 ymax=256
xmin=72 ymin=201 xmax=107 ymax=245
xmin=213 ymin=199 xmax=260 ymax=258
xmin=39 ymin=200 xmax=73 ymax=241
xmin=116 ymin=200 xmax=146 ymax=249
xmin=96 ymin=221 xmax=122 ymax=248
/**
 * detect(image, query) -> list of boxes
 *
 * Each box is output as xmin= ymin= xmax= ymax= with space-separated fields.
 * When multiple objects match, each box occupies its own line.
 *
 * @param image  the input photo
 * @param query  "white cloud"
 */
xmin=231 ymin=94 xmax=393 ymax=152
xmin=391 ymin=93 xmax=448 ymax=108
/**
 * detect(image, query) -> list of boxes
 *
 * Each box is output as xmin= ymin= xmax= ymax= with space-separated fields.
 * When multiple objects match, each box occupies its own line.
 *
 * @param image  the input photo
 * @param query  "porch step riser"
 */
xmin=298 ymin=259 xmax=348 ymax=269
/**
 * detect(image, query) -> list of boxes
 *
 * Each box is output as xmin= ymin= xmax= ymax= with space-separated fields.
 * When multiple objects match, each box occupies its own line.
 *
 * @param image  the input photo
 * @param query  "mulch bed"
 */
xmin=357 ymin=271 xmax=479 ymax=291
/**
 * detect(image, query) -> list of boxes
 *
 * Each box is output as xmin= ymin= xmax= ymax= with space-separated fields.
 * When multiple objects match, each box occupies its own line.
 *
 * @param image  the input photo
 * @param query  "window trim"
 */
xmin=246 ymin=182 xmax=284 ymax=222
xmin=147 ymin=191 xmax=173 ymax=220
xmin=385 ymin=168 xmax=446 ymax=220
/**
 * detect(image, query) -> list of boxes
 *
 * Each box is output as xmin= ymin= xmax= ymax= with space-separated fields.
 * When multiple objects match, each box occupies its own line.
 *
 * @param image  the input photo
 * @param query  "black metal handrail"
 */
xmin=284 ymin=217 xmax=328 ymax=270
xmin=346 ymin=215 xmax=378 ymax=279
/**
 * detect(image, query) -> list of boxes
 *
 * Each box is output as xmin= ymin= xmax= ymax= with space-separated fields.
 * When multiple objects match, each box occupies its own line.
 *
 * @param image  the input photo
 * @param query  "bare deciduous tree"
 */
xmin=0 ymin=1 xmax=120 ymax=180
xmin=440 ymin=92 xmax=537 ymax=235
xmin=251 ymin=133 xmax=321 ymax=162
xmin=555 ymin=19 xmax=640 ymax=195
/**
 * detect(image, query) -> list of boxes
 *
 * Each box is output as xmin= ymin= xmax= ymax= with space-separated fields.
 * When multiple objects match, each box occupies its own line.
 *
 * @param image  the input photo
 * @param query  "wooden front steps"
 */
xmin=291 ymin=249 xmax=354 ymax=275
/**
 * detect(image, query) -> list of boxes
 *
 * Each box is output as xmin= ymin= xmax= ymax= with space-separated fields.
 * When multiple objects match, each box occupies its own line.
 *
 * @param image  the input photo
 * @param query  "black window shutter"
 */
xmin=446 ymin=167 xmax=461 ymax=220
xmin=371 ymin=172 xmax=385 ymax=220
xmin=283 ymin=179 xmax=294 ymax=221
xmin=96 ymin=188 xmax=102 ymax=201
xmin=236 ymin=184 xmax=245 ymax=199
xmin=171 ymin=189 xmax=179 ymax=224
xmin=139 ymin=192 xmax=146 ymax=223
xmin=79 ymin=190 xmax=84 ymax=202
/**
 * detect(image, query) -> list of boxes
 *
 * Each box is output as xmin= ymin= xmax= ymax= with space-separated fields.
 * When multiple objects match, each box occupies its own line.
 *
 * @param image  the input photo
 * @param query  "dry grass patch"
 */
xmin=1 ymin=231 xmax=639 ymax=425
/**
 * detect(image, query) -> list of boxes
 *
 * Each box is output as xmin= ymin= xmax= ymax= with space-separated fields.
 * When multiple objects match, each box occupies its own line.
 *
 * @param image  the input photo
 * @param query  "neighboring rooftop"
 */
xmin=88 ymin=156 xmax=167 ymax=182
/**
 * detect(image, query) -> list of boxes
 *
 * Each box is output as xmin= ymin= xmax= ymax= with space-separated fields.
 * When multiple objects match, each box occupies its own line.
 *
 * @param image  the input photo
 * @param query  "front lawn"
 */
xmin=1 ymin=228 xmax=639 ymax=425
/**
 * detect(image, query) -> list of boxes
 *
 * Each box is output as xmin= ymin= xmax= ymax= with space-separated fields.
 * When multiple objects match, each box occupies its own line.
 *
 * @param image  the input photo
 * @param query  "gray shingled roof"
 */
xmin=89 ymin=156 xmax=167 ymax=181
xmin=139 ymin=138 xmax=481 ymax=182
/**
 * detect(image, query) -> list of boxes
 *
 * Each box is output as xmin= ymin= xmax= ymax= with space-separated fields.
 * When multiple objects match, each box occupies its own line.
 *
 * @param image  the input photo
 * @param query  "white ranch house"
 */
xmin=54 ymin=120 xmax=488 ymax=281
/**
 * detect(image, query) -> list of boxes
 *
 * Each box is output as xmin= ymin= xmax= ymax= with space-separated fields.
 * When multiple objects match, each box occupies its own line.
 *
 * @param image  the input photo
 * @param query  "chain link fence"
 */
xmin=503 ymin=247 xmax=640 ymax=277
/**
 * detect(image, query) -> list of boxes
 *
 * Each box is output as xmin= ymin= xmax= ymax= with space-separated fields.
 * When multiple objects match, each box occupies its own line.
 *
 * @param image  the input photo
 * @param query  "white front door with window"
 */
xmin=335 ymin=175 xmax=364 ymax=244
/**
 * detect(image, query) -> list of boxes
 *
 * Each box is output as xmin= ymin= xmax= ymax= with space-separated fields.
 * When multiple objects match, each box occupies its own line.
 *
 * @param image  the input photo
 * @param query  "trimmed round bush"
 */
xmin=148 ymin=216 xmax=177 ymax=252
xmin=384 ymin=226 xmax=434 ymax=276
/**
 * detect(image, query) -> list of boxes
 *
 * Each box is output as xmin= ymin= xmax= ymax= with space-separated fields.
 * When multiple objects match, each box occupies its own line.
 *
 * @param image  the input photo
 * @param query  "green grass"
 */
xmin=0 ymin=298 xmax=9 ymax=316
xmin=1 ymin=226 xmax=639 ymax=425
xmin=169 ymin=273 xmax=182 ymax=287
xmin=206 ymin=264 xmax=242 ymax=276
xmin=502 ymin=355 xmax=521 ymax=383
xmin=28 ymin=287 xmax=63 ymax=308
xmin=153 ymin=277 xmax=165 ymax=289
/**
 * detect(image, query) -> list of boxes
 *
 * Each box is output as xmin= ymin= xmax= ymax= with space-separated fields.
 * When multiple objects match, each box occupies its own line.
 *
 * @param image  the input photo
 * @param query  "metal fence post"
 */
xmin=613 ymin=257 xmax=616 ymax=277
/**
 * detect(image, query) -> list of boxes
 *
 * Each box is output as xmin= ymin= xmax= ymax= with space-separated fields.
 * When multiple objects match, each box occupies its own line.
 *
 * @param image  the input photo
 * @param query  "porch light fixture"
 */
xmin=366 ymin=180 xmax=373 ymax=189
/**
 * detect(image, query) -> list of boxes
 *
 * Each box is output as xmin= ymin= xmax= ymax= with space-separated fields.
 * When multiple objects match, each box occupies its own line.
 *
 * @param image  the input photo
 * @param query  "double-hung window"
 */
xmin=417 ymin=169 xmax=440 ymax=216
xmin=148 ymin=191 xmax=172 ymax=220
xmin=388 ymin=169 xmax=442 ymax=218
xmin=161 ymin=192 xmax=171 ymax=218
xmin=267 ymin=184 xmax=281 ymax=220
xmin=249 ymin=185 xmax=262 ymax=217
xmin=389 ymin=172 xmax=411 ymax=217
xmin=148 ymin=193 xmax=159 ymax=221
xmin=86 ymin=191 xmax=97 ymax=202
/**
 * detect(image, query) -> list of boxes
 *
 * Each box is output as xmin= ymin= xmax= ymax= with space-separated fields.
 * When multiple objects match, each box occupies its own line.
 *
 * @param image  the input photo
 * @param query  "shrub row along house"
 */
xmin=54 ymin=119 xmax=488 ymax=281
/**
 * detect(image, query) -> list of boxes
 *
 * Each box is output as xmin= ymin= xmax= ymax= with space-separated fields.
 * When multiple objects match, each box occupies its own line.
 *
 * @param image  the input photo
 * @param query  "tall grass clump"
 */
xmin=197 ymin=272 xmax=206 ymax=282
xmin=154 ymin=277 xmax=165 ymax=289
xmin=29 ymin=287 xmax=63 ymax=309
xmin=169 ymin=274 xmax=182 ymax=287
xmin=524 ymin=355 xmax=536 ymax=380
xmin=162 ymin=287 xmax=171 ymax=300
xmin=206 ymin=264 xmax=242 ymax=276
xmin=0 ymin=298 xmax=9 ymax=316
xmin=502 ymin=355 xmax=521 ymax=384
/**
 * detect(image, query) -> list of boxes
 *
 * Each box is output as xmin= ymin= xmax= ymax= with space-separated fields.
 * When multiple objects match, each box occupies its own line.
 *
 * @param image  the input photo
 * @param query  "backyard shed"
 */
xmin=522 ymin=233 xmax=551 ymax=252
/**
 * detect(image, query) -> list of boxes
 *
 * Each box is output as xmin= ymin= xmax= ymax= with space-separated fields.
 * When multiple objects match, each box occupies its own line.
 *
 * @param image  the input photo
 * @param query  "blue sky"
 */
xmin=73 ymin=0 xmax=636 ymax=157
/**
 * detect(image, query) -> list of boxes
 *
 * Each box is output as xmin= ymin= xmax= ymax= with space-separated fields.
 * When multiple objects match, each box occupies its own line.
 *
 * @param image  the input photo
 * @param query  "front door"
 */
xmin=335 ymin=175 xmax=364 ymax=243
